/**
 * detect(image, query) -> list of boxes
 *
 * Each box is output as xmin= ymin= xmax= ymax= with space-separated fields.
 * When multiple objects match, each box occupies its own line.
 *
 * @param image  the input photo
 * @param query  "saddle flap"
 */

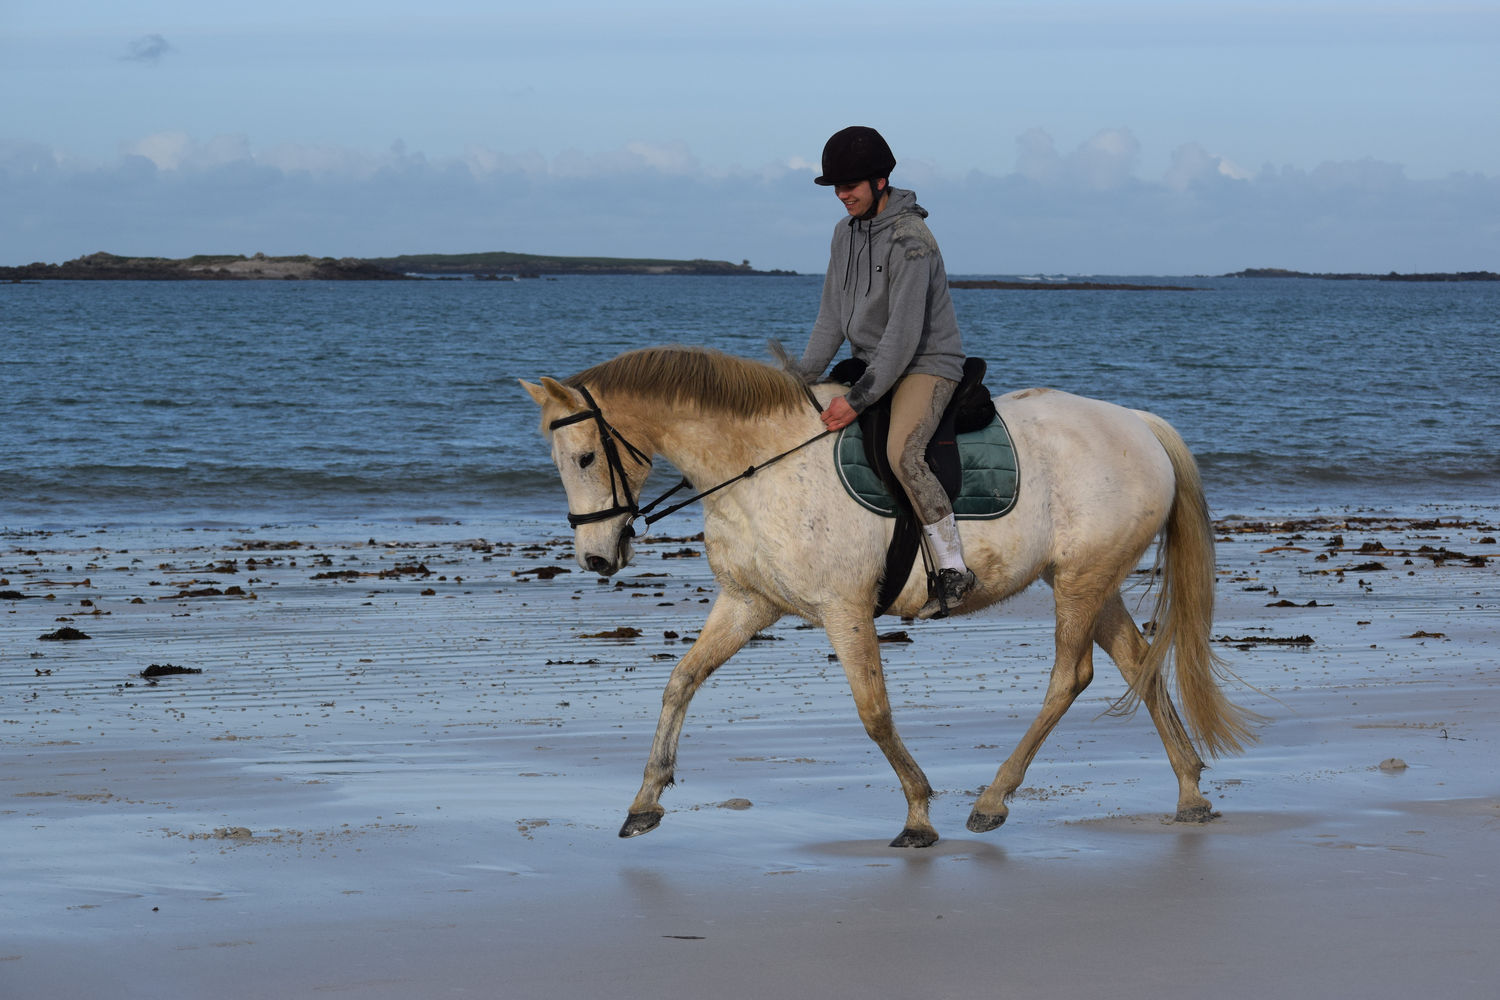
xmin=836 ymin=416 xmax=1019 ymax=521
xmin=836 ymin=355 xmax=1002 ymax=518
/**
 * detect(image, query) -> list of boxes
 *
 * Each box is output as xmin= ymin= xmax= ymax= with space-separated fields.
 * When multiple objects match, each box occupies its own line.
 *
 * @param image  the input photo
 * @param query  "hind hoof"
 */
xmin=889 ymin=827 xmax=939 ymax=849
xmin=619 ymin=810 xmax=663 ymax=838
xmin=966 ymin=810 xmax=1007 ymax=833
xmin=1174 ymin=804 xmax=1218 ymax=824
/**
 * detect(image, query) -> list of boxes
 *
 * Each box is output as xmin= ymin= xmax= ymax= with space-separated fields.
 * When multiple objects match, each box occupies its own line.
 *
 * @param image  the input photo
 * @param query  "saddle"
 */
xmin=827 ymin=358 xmax=1019 ymax=616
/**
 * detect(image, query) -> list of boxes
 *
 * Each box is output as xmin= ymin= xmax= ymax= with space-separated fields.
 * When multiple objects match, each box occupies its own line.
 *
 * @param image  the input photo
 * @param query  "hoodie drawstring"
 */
xmin=844 ymin=217 xmax=855 ymax=292
xmin=843 ymin=217 xmax=876 ymax=295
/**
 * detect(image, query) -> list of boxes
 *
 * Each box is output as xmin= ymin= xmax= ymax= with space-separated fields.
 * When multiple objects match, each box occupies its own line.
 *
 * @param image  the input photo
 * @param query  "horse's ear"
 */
xmin=519 ymin=378 xmax=583 ymax=410
xmin=519 ymin=379 xmax=549 ymax=407
xmin=538 ymin=377 xmax=585 ymax=408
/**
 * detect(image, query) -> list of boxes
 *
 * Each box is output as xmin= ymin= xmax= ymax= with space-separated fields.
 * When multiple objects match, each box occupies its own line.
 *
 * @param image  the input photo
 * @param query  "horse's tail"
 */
xmin=1136 ymin=412 xmax=1258 ymax=758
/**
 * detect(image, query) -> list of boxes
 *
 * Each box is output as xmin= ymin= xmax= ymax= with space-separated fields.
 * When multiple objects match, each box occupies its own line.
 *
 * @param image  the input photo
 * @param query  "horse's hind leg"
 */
xmin=967 ymin=583 xmax=1100 ymax=833
xmin=1093 ymin=593 xmax=1214 ymax=822
xmin=621 ymin=588 xmax=780 ymax=838
xmin=823 ymin=609 xmax=938 ymax=848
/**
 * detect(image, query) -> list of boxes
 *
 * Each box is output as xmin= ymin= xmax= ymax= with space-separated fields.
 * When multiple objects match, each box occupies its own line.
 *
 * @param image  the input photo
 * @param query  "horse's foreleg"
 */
xmin=620 ymin=589 xmax=780 ymax=839
xmin=823 ymin=610 xmax=938 ymax=848
xmin=968 ymin=590 xmax=1098 ymax=833
xmin=1093 ymin=594 xmax=1214 ymax=822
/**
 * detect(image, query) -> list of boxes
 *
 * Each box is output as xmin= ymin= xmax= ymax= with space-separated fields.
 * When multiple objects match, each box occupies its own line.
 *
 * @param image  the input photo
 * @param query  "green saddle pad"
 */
xmin=835 ymin=415 xmax=1019 ymax=519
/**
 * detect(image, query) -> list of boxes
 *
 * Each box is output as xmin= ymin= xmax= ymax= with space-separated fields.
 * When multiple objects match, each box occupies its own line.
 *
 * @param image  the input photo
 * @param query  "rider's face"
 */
xmin=834 ymin=178 xmax=886 ymax=217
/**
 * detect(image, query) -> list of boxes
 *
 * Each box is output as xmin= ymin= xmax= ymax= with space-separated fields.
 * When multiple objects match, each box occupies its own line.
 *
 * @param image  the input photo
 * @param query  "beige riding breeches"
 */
xmin=885 ymin=373 xmax=958 ymax=526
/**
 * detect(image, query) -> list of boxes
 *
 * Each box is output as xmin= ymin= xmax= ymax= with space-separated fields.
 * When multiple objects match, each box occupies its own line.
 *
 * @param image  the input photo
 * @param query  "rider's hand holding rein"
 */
xmin=821 ymin=395 xmax=858 ymax=431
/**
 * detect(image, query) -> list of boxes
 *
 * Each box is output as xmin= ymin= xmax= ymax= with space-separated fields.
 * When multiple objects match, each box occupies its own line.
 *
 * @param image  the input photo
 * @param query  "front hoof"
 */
xmin=889 ymin=827 xmax=939 ymax=849
xmin=619 ymin=810 xmax=663 ymax=838
xmin=1174 ymin=804 xmax=1219 ymax=824
xmin=966 ymin=810 xmax=1007 ymax=833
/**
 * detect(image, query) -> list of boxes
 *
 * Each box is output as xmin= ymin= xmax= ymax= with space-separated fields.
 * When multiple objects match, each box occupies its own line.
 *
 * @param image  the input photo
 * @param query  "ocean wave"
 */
xmin=9 ymin=451 xmax=1497 ymax=513
xmin=1198 ymin=448 xmax=1500 ymax=483
xmin=0 ymin=463 xmax=564 ymax=507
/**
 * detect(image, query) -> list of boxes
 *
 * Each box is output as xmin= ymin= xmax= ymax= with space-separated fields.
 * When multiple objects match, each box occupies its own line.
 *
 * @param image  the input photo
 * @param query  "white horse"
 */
xmin=523 ymin=346 xmax=1254 ymax=847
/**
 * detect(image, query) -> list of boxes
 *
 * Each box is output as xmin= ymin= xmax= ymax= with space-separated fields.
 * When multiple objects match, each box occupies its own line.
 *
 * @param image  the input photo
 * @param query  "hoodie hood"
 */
xmin=867 ymin=186 xmax=924 ymax=233
xmin=841 ymin=187 xmax=928 ymax=293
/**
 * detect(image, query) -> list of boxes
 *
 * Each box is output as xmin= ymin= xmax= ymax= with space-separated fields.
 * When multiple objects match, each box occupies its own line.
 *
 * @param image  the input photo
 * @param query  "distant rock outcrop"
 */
xmin=1 ymin=250 xmax=796 ymax=281
xmin=368 ymin=251 xmax=795 ymax=277
xmin=1226 ymin=267 xmax=1499 ymax=282
xmin=951 ymin=279 xmax=1197 ymax=291
xmin=0 ymin=252 xmax=407 ymax=281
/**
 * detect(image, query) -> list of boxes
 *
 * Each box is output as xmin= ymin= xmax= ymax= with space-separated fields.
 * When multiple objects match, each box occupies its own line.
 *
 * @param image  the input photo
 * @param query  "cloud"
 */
xmin=120 ymin=132 xmax=256 ymax=172
xmin=1074 ymin=128 xmax=1141 ymax=191
xmin=1014 ymin=127 xmax=1143 ymax=191
xmin=550 ymin=141 xmax=703 ymax=179
xmin=121 ymin=132 xmax=190 ymax=171
xmin=1015 ymin=128 xmax=1061 ymax=183
xmin=122 ymin=34 xmax=173 ymax=65
xmin=1164 ymin=143 xmax=1253 ymax=192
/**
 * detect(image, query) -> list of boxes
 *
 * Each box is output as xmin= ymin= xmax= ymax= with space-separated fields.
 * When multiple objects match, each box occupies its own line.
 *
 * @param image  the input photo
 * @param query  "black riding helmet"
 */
xmin=814 ymin=126 xmax=896 ymax=187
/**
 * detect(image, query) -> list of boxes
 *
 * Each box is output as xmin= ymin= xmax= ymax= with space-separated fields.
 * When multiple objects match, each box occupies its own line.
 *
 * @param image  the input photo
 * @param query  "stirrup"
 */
xmin=920 ymin=568 xmax=976 ymax=619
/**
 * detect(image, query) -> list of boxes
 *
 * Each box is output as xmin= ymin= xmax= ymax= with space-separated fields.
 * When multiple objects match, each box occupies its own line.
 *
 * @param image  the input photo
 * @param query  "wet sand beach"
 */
xmin=3 ymin=513 xmax=1497 ymax=998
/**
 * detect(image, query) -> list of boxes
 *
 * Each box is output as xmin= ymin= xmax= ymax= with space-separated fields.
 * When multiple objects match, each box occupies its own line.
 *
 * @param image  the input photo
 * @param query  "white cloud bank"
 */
xmin=2 ymin=129 xmax=1496 ymax=275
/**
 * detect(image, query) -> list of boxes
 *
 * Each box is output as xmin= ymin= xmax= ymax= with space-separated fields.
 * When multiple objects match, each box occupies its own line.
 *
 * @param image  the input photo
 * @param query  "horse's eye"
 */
xmin=579 ymin=452 xmax=596 ymax=469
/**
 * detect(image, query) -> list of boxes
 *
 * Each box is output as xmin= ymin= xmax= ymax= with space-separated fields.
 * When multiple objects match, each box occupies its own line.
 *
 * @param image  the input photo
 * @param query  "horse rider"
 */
xmin=797 ymin=125 xmax=976 ymax=617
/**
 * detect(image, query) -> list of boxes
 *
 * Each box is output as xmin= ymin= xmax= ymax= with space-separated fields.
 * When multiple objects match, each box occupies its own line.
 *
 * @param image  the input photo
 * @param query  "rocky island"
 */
xmin=1 ymin=251 xmax=796 ymax=281
xmin=1226 ymin=267 xmax=1499 ymax=282
xmin=950 ymin=278 xmax=1197 ymax=291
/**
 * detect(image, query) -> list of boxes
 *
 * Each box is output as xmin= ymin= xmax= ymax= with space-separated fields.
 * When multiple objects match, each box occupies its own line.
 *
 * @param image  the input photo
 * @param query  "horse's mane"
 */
xmin=564 ymin=346 xmax=807 ymax=417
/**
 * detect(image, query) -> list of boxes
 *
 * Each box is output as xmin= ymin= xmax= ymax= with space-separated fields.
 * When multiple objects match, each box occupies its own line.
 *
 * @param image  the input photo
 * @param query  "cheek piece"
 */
xmin=548 ymin=385 xmax=651 ymax=532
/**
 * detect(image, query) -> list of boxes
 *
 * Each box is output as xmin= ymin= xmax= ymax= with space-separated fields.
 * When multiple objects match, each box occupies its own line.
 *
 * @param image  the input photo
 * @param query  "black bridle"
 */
xmin=548 ymin=382 xmax=833 ymax=536
xmin=547 ymin=385 xmax=654 ymax=530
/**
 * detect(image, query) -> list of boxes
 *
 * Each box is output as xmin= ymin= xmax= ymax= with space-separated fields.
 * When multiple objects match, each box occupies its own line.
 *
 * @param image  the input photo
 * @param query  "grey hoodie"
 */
xmin=799 ymin=187 xmax=965 ymax=414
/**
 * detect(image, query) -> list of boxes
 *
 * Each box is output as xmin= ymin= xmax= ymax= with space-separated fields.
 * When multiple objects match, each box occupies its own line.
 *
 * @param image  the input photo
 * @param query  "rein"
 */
xmin=637 ymin=427 xmax=834 ymax=529
xmin=549 ymin=384 xmax=832 ymax=534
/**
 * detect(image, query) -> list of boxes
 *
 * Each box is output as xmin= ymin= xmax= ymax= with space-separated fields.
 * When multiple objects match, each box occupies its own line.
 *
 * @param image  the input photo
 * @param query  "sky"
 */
xmin=4 ymin=1 xmax=1498 ymax=274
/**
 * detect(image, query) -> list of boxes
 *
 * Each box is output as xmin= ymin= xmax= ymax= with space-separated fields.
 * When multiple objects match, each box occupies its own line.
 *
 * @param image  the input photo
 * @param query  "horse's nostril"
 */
xmin=586 ymin=555 xmax=613 ymax=575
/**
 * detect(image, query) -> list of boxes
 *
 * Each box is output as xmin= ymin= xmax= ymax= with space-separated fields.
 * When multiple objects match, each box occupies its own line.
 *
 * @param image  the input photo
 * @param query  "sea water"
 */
xmin=2 ymin=275 xmax=1497 ymax=537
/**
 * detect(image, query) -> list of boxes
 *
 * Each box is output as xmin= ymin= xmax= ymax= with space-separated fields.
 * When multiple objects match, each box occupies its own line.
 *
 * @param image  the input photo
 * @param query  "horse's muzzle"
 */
xmin=578 ymin=525 xmax=634 ymax=577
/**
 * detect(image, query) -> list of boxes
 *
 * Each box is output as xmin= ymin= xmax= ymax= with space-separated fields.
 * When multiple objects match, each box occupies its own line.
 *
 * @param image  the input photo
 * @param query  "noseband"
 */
xmin=548 ymin=385 xmax=653 ymax=530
